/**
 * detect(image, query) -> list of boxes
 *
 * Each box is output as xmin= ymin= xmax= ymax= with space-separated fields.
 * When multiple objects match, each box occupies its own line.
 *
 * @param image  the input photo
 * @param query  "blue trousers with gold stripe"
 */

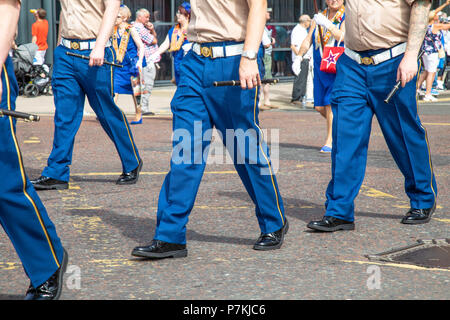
xmin=326 ymin=51 xmax=437 ymax=222
xmin=42 ymin=44 xmax=141 ymax=182
xmin=154 ymin=43 xmax=285 ymax=244
xmin=1 ymin=56 xmax=64 ymax=288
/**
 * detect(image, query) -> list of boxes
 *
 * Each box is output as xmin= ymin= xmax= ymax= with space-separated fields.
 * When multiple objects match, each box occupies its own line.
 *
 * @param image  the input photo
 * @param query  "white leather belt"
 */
xmin=61 ymin=38 xmax=112 ymax=50
xmin=345 ymin=42 xmax=407 ymax=65
xmin=192 ymin=43 xmax=244 ymax=59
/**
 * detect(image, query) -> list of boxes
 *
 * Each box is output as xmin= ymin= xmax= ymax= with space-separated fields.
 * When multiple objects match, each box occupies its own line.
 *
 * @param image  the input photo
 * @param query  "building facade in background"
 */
xmin=16 ymin=0 xmax=450 ymax=85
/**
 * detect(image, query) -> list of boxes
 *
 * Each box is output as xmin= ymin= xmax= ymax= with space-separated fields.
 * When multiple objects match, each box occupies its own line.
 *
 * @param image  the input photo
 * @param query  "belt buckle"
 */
xmin=361 ymin=56 xmax=374 ymax=65
xmin=200 ymin=46 xmax=212 ymax=58
xmin=70 ymin=41 xmax=80 ymax=50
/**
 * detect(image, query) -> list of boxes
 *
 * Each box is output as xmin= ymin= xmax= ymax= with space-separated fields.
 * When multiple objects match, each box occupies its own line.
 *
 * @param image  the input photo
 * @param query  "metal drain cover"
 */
xmin=366 ymin=239 xmax=450 ymax=269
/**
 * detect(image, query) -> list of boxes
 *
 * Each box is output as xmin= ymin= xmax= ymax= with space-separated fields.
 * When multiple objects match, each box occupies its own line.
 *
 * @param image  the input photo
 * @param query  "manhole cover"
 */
xmin=366 ymin=239 xmax=450 ymax=269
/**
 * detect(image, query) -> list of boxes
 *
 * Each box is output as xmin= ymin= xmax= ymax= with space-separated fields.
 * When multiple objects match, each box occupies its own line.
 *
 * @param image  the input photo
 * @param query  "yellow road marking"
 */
xmin=343 ymin=260 xmax=450 ymax=272
xmin=393 ymin=204 xmax=443 ymax=209
xmin=422 ymin=123 xmax=450 ymax=126
xmin=70 ymin=170 xmax=237 ymax=177
xmin=360 ymin=185 xmax=396 ymax=199
xmin=434 ymin=218 xmax=450 ymax=223
xmin=0 ymin=262 xmax=20 ymax=271
xmin=23 ymin=140 xmax=41 ymax=144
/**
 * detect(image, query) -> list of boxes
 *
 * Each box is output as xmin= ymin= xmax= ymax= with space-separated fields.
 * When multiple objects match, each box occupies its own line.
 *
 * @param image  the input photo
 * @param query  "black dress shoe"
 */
xmin=24 ymin=248 xmax=68 ymax=300
xmin=116 ymin=159 xmax=143 ymax=185
xmin=132 ymin=239 xmax=187 ymax=259
xmin=401 ymin=203 xmax=436 ymax=225
xmin=253 ymin=219 xmax=289 ymax=251
xmin=142 ymin=111 xmax=155 ymax=116
xmin=31 ymin=176 xmax=69 ymax=190
xmin=307 ymin=216 xmax=355 ymax=232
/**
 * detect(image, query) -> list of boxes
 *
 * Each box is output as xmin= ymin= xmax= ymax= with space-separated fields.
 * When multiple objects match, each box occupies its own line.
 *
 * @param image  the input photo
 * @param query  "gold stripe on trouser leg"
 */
xmin=2 ymin=65 xmax=60 ymax=268
xmin=415 ymin=61 xmax=437 ymax=203
xmin=252 ymin=86 xmax=284 ymax=225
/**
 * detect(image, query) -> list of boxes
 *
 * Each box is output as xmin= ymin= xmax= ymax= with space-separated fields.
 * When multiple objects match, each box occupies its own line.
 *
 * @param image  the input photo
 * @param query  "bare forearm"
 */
xmin=329 ymin=22 xmax=345 ymax=42
xmin=157 ymin=35 xmax=170 ymax=55
xmin=244 ymin=0 xmax=267 ymax=52
xmin=96 ymin=0 xmax=120 ymax=49
xmin=405 ymin=0 xmax=432 ymax=58
xmin=0 ymin=0 xmax=20 ymax=66
xmin=131 ymin=29 xmax=145 ymax=62
xmin=433 ymin=0 xmax=449 ymax=16
xmin=298 ymin=26 xmax=314 ymax=57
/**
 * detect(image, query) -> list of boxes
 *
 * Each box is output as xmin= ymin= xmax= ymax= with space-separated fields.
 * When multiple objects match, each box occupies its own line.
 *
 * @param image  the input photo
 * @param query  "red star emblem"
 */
xmin=324 ymin=51 xmax=340 ymax=69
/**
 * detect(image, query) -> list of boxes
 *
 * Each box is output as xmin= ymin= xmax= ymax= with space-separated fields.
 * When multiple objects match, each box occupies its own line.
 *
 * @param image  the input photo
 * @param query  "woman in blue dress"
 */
xmin=153 ymin=2 xmax=191 ymax=85
xmin=297 ymin=0 xmax=345 ymax=153
xmin=113 ymin=5 xmax=147 ymax=124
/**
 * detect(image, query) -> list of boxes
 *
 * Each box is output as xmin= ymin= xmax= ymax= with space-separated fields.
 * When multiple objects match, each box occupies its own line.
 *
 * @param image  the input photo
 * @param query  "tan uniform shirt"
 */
xmin=59 ymin=0 xmax=105 ymax=40
xmin=345 ymin=0 xmax=416 ymax=51
xmin=187 ymin=0 xmax=249 ymax=43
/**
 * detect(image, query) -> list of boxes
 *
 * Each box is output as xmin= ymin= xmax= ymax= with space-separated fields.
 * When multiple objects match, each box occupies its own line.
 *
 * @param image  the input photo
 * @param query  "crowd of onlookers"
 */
xmin=259 ymin=2 xmax=450 ymax=152
xmin=16 ymin=3 xmax=450 ymax=135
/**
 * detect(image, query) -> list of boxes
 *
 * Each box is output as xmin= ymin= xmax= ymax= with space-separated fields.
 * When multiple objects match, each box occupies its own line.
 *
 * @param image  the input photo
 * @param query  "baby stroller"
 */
xmin=12 ymin=43 xmax=52 ymax=97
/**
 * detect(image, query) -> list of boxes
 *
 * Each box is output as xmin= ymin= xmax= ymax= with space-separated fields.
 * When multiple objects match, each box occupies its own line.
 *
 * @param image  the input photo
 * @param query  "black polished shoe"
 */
xmin=253 ymin=219 xmax=289 ymax=251
xmin=24 ymin=248 xmax=68 ymax=300
xmin=116 ymin=159 xmax=143 ymax=185
xmin=142 ymin=111 xmax=155 ymax=116
xmin=401 ymin=203 xmax=436 ymax=225
xmin=307 ymin=216 xmax=355 ymax=232
xmin=132 ymin=239 xmax=187 ymax=259
xmin=31 ymin=176 xmax=69 ymax=190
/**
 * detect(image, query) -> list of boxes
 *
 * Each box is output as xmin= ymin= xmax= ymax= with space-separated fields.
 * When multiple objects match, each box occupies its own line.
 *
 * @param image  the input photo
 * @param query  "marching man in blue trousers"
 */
xmin=0 ymin=0 xmax=67 ymax=300
xmin=132 ymin=0 xmax=288 ymax=259
xmin=308 ymin=0 xmax=438 ymax=232
xmin=32 ymin=0 xmax=143 ymax=191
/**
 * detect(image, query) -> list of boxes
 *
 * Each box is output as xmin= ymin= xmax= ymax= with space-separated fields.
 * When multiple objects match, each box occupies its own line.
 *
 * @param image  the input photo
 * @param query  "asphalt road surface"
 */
xmin=0 ymin=102 xmax=448 ymax=300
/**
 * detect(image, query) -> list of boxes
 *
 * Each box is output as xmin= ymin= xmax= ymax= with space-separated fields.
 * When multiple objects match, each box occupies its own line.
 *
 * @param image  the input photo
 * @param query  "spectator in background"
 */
xmin=273 ymin=25 xmax=288 ymax=77
xmin=260 ymin=7 xmax=276 ymax=110
xmin=152 ymin=2 xmax=191 ymax=86
xmin=112 ymin=5 xmax=146 ymax=125
xmin=291 ymin=14 xmax=313 ymax=106
xmin=417 ymin=6 xmax=450 ymax=102
xmin=436 ymin=12 xmax=448 ymax=90
xmin=31 ymin=8 xmax=48 ymax=65
xmin=444 ymin=16 xmax=450 ymax=88
xmin=133 ymin=8 xmax=159 ymax=117
xmin=298 ymin=0 xmax=345 ymax=153
xmin=153 ymin=10 xmax=171 ymax=81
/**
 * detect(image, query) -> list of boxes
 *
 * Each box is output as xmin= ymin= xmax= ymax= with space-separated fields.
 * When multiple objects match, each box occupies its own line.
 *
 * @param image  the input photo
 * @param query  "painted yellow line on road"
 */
xmin=393 ymin=204 xmax=443 ymax=209
xmin=23 ymin=140 xmax=41 ymax=144
xmin=65 ymin=206 xmax=103 ymax=210
xmin=343 ymin=260 xmax=450 ymax=272
xmin=422 ymin=123 xmax=450 ymax=126
xmin=70 ymin=170 xmax=237 ymax=177
xmin=434 ymin=218 xmax=450 ymax=223
xmin=0 ymin=262 xmax=20 ymax=271
xmin=360 ymin=185 xmax=396 ymax=199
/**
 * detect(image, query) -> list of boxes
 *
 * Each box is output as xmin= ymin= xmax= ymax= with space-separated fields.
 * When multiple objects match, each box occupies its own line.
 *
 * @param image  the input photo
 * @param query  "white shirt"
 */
xmin=291 ymin=24 xmax=312 ymax=61
xmin=444 ymin=30 xmax=450 ymax=55
xmin=262 ymin=27 xmax=273 ymax=56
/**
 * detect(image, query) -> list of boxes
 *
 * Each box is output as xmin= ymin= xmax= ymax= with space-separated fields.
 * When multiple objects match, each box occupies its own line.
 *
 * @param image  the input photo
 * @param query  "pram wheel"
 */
xmin=43 ymin=85 xmax=53 ymax=96
xmin=24 ymin=83 xmax=39 ymax=97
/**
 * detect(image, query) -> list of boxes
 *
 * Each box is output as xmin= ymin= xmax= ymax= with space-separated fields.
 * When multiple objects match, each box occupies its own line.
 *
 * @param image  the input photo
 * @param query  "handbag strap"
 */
xmin=336 ymin=31 xmax=345 ymax=47
xmin=334 ymin=15 xmax=345 ymax=47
